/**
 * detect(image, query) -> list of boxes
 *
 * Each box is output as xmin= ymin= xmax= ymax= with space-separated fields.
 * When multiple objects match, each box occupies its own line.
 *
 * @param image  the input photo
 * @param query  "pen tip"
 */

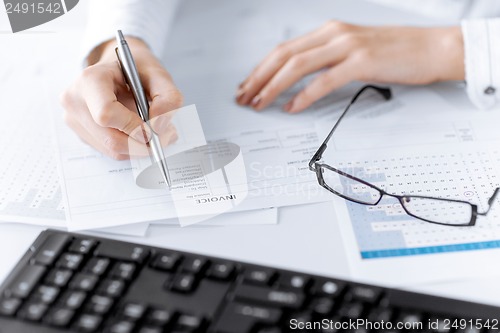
xmin=158 ymin=160 xmax=171 ymax=189
xmin=116 ymin=30 xmax=124 ymax=41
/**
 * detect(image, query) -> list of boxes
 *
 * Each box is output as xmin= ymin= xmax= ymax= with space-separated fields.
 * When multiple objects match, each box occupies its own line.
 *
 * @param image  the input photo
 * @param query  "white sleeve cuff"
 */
xmin=82 ymin=0 xmax=178 ymax=66
xmin=461 ymin=18 xmax=500 ymax=109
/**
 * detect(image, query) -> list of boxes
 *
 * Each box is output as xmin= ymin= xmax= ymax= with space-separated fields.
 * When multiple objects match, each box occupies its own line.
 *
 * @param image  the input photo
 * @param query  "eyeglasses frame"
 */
xmin=309 ymin=85 xmax=500 ymax=227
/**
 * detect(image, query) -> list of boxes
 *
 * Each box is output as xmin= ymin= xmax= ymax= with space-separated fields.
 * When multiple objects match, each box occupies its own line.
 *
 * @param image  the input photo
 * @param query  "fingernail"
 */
xmin=284 ymin=100 xmax=294 ymax=112
xmin=251 ymin=95 xmax=262 ymax=109
xmin=236 ymin=92 xmax=246 ymax=105
xmin=236 ymin=87 xmax=246 ymax=100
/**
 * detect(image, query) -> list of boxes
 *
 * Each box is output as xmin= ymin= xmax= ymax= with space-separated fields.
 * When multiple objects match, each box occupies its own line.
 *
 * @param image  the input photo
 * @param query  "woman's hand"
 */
xmin=61 ymin=37 xmax=182 ymax=160
xmin=236 ymin=21 xmax=464 ymax=113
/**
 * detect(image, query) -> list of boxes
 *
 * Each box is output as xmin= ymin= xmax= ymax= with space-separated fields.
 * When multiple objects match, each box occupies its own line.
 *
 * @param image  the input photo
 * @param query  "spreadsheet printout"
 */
xmin=315 ymin=95 xmax=500 ymax=284
xmin=0 ymin=34 xmax=65 ymax=226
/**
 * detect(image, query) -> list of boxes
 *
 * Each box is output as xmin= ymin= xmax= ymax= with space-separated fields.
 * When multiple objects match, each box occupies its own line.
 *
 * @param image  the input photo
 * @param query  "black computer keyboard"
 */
xmin=0 ymin=230 xmax=498 ymax=333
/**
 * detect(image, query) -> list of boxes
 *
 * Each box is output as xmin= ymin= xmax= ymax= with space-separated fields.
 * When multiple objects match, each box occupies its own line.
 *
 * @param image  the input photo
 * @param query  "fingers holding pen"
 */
xmin=80 ymin=64 xmax=150 ymax=143
xmin=139 ymin=66 xmax=184 ymax=135
xmin=61 ymin=36 xmax=183 ymax=160
xmin=62 ymin=100 xmax=143 ymax=160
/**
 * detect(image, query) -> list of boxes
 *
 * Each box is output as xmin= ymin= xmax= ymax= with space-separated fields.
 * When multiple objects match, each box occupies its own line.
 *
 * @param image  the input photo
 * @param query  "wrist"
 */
xmin=435 ymin=26 xmax=465 ymax=81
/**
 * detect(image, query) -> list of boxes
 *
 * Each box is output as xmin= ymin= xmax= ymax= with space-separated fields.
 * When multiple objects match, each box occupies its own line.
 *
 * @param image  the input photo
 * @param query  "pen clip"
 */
xmin=115 ymin=47 xmax=130 ymax=91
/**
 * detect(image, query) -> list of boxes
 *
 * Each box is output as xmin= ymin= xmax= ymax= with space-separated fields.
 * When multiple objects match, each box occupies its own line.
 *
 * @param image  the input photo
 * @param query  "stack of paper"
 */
xmin=3 ymin=0 xmax=483 ymax=239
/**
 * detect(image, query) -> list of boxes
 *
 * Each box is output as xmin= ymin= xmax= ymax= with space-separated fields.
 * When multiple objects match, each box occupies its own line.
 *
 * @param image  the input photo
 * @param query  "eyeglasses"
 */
xmin=309 ymin=85 xmax=500 ymax=227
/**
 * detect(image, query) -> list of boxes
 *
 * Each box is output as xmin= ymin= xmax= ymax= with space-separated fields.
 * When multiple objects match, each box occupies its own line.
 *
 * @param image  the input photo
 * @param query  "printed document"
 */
xmin=314 ymin=86 xmax=500 ymax=285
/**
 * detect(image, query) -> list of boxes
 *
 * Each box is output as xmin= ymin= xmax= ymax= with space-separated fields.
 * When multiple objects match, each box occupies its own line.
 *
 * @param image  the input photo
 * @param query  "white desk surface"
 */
xmin=1 ymin=0 xmax=500 ymax=309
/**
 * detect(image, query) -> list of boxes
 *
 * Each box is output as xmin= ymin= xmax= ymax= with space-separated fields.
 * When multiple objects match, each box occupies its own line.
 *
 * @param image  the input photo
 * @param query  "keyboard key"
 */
xmin=151 ymin=252 xmax=181 ymax=272
xmin=397 ymin=312 xmax=423 ymax=330
xmin=69 ymin=238 xmax=97 ymax=255
xmin=60 ymin=290 xmax=87 ymax=309
xmin=108 ymin=320 xmax=135 ymax=333
xmin=98 ymin=279 xmax=125 ymax=298
xmin=215 ymin=303 xmax=281 ymax=333
xmin=256 ymin=328 xmax=282 ymax=333
xmin=45 ymin=269 xmax=73 ymax=287
xmin=368 ymin=307 xmax=393 ymax=322
xmin=74 ymin=314 xmax=102 ymax=332
xmin=288 ymin=312 xmax=312 ymax=330
xmin=244 ymin=268 xmax=276 ymax=286
xmin=280 ymin=274 xmax=311 ymax=291
xmin=171 ymin=273 xmax=196 ymax=293
xmin=354 ymin=325 xmax=372 ymax=333
xmin=177 ymin=313 xmax=205 ymax=331
xmin=111 ymin=262 xmax=137 ymax=281
xmin=94 ymin=242 xmax=149 ymax=264
xmin=17 ymin=302 xmax=48 ymax=321
xmin=207 ymin=262 xmax=235 ymax=281
xmin=70 ymin=273 xmax=98 ymax=291
xmin=85 ymin=258 xmax=110 ymax=276
xmin=147 ymin=308 xmax=172 ymax=326
xmin=319 ymin=316 xmax=342 ymax=333
xmin=256 ymin=329 xmax=282 ymax=333
xmin=234 ymin=284 xmax=305 ymax=309
xmin=87 ymin=295 xmax=114 ymax=315
xmin=33 ymin=285 xmax=60 ymax=304
xmin=338 ymin=302 xmax=364 ymax=319
xmin=350 ymin=285 xmax=382 ymax=303
xmin=31 ymin=234 xmax=70 ymax=266
xmin=122 ymin=303 xmax=147 ymax=321
xmin=315 ymin=279 xmax=345 ymax=297
xmin=0 ymin=297 xmax=22 ymax=316
xmin=138 ymin=327 xmax=163 ymax=333
xmin=311 ymin=297 xmax=335 ymax=315
xmin=6 ymin=265 xmax=46 ymax=298
xmin=56 ymin=253 xmax=84 ymax=270
xmin=182 ymin=257 xmax=208 ymax=274
xmin=44 ymin=307 xmax=75 ymax=327
xmin=455 ymin=328 xmax=482 ymax=333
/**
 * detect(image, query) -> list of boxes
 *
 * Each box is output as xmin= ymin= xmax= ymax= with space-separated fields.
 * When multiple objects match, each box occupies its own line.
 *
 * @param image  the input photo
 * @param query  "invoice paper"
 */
xmin=56 ymin=100 xmax=330 ymax=230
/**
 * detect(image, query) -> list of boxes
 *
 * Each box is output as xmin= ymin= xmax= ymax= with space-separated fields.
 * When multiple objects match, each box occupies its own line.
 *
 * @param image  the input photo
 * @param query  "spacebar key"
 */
xmin=234 ymin=284 xmax=305 ymax=309
xmin=215 ymin=303 xmax=282 ymax=333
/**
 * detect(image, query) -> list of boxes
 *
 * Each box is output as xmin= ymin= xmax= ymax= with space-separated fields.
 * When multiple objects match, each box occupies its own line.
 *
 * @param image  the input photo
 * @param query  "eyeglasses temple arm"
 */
xmin=477 ymin=187 xmax=500 ymax=216
xmin=308 ymin=85 xmax=392 ymax=172
xmin=324 ymin=85 xmax=392 ymax=144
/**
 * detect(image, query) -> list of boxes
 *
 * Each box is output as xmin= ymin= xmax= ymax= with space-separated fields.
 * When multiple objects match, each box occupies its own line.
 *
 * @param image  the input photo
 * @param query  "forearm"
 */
xmin=83 ymin=0 xmax=178 ymax=65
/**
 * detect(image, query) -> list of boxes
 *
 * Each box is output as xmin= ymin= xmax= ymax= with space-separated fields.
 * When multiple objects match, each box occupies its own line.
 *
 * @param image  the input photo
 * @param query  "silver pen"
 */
xmin=115 ymin=30 xmax=171 ymax=188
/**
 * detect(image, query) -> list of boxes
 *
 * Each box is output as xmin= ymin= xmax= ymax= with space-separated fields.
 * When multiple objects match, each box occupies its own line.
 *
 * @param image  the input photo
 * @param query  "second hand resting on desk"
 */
xmin=115 ymin=30 xmax=172 ymax=188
